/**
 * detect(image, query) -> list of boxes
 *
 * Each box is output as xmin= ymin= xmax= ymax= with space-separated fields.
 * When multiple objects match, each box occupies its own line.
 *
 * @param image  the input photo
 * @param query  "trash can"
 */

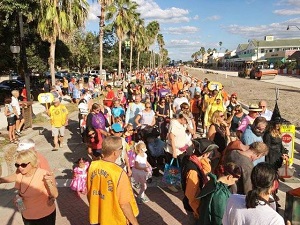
xmin=21 ymin=101 xmax=33 ymax=129
xmin=284 ymin=187 xmax=300 ymax=225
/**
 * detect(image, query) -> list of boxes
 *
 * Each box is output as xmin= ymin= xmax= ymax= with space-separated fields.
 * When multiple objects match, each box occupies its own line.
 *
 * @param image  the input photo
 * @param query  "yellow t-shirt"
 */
xmin=49 ymin=104 xmax=68 ymax=127
xmin=87 ymin=160 xmax=139 ymax=225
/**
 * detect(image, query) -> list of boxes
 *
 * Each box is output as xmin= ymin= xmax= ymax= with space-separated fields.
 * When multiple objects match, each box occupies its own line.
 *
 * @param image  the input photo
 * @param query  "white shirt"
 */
xmin=135 ymin=153 xmax=148 ymax=168
xmin=11 ymin=96 xmax=21 ymax=116
xmin=222 ymin=194 xmax=284 ymax=225
xmin=173 ymin=97 xmax=189 ymax=111
xmin=139 ymin=110 xmax=155 ymax=126
xmin=260 ymin=109 xmax=273 ymax=121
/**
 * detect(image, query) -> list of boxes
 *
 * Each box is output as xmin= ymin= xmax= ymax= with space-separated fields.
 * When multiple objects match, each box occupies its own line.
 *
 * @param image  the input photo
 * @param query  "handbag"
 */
xmin=278 ymin=159 xmax=295 ymax=179
xmin=162 ymin=158 xmax=181 ymax=186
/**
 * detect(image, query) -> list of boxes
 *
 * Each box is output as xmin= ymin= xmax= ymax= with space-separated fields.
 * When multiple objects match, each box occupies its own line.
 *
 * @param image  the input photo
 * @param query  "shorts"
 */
xmin=52 ymin=126 xmax=65 ymax=137
xmin=7 ymin=116 xmax=16 ymax=126
xmin=15 ymin=114 xmax=24 ymax=121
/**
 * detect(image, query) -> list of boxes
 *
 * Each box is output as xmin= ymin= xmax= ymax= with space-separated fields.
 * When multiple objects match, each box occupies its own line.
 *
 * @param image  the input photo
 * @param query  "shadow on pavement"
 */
xmin=56 ymin=188 xmax=89 ymax=225
xmin=137 ymin=187 xmax=187 ymax=224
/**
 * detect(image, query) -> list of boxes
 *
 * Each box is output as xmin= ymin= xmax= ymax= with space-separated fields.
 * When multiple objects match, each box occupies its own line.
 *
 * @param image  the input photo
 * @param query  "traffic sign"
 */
xmin=38 ymin=93 xmax=54 ymax=104
xmin=280 ymin=124 xmax=295 ymax=165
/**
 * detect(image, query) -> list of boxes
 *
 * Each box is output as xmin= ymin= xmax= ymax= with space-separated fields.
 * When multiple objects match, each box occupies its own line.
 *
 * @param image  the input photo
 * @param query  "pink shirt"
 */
xmin=237 ymin=115 xmax=255 ymax=133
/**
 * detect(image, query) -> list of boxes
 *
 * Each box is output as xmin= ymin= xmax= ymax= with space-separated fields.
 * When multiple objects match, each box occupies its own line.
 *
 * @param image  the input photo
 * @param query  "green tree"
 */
xmin=135 ymin=23 xmax=148 ymax=70
xmin=146 ymin=21 xmax=160 ymax=69
xmin=37 ymin=0 xmax=88 ymax=85
xmin=106 ymin=0 xmax=139 ymax=79
xmin=200 ymin=47 xmax=206 ymax=64
xmin=157 ymin=33 xmax=165 ymax=67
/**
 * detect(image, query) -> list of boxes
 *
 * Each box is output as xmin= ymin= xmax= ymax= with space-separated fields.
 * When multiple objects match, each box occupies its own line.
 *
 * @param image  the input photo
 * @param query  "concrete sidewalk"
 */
xmin=0 ymin=103 xmax=188 ymax=225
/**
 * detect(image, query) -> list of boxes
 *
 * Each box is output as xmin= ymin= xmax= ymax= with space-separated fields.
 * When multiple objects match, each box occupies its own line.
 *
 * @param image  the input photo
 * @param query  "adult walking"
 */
xmin=11 ymin=90 xmax=25 ymax=136
xmin=125 ymin=95 xmax=145 ymax=128
xmin=155 ymin=98 xmax=169 ymax=141
xmin=48 ymin=98 xmax=69 ymax=151
xmin=4 ymin=97 xmax=17 ymax=143
xmin=14 ymin=149 xmax=58 ymax=225
xmin=87 ymin=136 xmax=139 ymax=225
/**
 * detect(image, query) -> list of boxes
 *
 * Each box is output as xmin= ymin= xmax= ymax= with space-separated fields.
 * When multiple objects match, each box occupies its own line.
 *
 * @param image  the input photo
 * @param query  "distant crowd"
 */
xmin=0 ymin=66 xmax=291 ymax=225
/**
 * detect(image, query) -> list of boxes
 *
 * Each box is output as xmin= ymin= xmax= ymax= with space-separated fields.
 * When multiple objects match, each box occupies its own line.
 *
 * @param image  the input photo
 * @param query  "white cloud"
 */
xmin=193 ymin=15 xmax=199 ymax=20
xmin=134 ymin=0 xmax=190 ymax=23
xmin=223 ymin=18 xmax=300 ymax=39
xmin=87 ymin=3 xmax=100 ymax=21
xmin=164 ymin=26 xmax=199 ymax=34
xmin=167 ymin=39 xmax=201 ymax=48
xmin=276 ymin=0 xmax=300 ymax=7
xmin=205 ymin=15 xmax=221 ymax=21
xmin=274 ymin=9 xmax=300 ymax=15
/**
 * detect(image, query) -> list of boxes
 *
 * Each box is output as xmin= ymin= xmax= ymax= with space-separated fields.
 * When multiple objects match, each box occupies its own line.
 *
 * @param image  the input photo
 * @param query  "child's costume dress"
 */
xmin=70 ymin=162 xmax=90 ymax=192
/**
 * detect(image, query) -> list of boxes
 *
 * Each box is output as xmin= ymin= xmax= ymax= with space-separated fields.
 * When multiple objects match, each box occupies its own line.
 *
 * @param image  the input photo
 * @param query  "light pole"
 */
xmin=10 ymin=45 xmax=20 ymax=78
xmin=287 ymin=25 xmax=300 ymax=31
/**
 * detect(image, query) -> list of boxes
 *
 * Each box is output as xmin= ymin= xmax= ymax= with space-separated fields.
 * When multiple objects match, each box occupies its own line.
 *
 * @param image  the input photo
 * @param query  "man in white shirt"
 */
xmin=172 ymin=90 xmax=189 ymax=114
xmin=259 ymin=100 xmax=273 ymax=121
xmin=11 ymin=90 xmax=25 ymax=136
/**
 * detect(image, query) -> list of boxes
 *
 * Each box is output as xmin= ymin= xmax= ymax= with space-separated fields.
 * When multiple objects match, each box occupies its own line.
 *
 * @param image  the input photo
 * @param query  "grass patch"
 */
xmin=33 ymin=112 xmax=49 ymax=124
xmin=65 ymin=103 xmax=79 ymax=114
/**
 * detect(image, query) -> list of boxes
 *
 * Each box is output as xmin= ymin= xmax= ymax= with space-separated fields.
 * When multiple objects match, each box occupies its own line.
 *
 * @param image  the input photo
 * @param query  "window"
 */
xmin=260 ymin=49 xmax=265 ymax=53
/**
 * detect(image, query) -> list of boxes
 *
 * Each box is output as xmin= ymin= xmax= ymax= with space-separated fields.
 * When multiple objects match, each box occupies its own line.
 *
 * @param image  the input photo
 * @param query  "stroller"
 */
xmin=134 ymin=125 xmax=166 ymax=176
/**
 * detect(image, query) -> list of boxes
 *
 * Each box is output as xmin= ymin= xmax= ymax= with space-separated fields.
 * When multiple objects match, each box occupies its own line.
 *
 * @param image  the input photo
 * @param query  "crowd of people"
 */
xmin=0 ymin=66 xmax=292 ymax=225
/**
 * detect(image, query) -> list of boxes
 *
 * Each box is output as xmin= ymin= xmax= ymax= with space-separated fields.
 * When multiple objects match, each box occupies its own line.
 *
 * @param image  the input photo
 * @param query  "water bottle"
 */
xmin=15 ymin=194 xmax=26 ymax=212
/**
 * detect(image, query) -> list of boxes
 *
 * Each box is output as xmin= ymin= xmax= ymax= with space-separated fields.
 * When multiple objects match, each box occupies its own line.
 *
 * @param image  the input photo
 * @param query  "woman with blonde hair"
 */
xmin=208 ymin=110 xmax=230 ymax=154
xmin=14 ymin=149 xmax=58 ymax=225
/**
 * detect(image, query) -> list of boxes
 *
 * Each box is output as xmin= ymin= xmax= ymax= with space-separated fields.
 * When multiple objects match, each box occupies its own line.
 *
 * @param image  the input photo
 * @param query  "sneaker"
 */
xmin=167 ymin=185 xmax=178 ymax=193
xmin=137 ymin=196 xmax=149 ymax=204
xmin=15 ymin=131 xmax=21 ymax=136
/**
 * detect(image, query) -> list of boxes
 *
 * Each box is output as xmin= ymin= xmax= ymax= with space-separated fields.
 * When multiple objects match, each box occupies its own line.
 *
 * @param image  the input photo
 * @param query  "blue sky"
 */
xmin=85 ymin=0 xmax=300 ymax=61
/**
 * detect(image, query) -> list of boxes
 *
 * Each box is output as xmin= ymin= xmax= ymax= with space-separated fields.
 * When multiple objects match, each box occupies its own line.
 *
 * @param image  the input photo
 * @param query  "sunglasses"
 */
xmin=231 ymin=97 xmax=237 ymax=99
xmin=183 ymin=107 xmax=189 ymax=110
xmin=15 ymin=162 xmax=30 ymax=168
xmin=146 ymin=107 xmax=151 ymax=109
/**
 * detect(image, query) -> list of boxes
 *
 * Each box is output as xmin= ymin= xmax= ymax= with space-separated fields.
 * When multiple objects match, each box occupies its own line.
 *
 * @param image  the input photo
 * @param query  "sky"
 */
xmin=85 ymin=0 xmax=300 ymax=61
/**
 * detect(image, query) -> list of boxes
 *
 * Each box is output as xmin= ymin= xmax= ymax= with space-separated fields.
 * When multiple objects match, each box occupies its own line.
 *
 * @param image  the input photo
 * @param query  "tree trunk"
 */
xmin=99 ymin=4 xmax=105 ymax=81
xmin=118 ymin=39 xmax=122 ymax=82
xmin=49 ymin=40 xmax=56 ymax=86
xmin=137 ymin=51 xmax=140 ymax=71
xmin=129 ymin=39 xmax=133 ymax=75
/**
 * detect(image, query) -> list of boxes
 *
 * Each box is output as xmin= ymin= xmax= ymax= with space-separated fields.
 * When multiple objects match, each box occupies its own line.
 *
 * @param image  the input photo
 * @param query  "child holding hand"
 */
xmin=70 ymin=158 xmax=90 ymax=196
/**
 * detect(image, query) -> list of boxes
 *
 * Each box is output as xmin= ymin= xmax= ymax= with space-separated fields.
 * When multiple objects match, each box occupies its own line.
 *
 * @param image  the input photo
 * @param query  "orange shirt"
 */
xmin=171 ymin=83 xmax=179 ymax=95
xmin=190 ymin=98 xmax=201 ymax=114
xmin=15 ymin=168 xmax=56 ymax=219
xmin=177 ymin=81 xmax=184 ymax=91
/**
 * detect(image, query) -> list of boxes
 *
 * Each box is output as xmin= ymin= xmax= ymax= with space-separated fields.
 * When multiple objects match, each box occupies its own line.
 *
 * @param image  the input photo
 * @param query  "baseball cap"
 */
xmin=178 ymin=90 xmax=184 ymax=94
xmin=111 ymin=123 xmax=124 ymax=133
xmin=17 ymin=139 xmax=35 ymax=151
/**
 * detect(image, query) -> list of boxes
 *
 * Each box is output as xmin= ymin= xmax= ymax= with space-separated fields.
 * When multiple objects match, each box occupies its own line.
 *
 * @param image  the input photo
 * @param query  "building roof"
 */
xmin=255 ymin=38 xmax=300 ymax=48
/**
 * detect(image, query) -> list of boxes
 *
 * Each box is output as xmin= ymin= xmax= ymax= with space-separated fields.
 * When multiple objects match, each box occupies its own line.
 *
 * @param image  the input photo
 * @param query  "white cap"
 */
xmin=16 ymin=139 xmax=35 ymax=151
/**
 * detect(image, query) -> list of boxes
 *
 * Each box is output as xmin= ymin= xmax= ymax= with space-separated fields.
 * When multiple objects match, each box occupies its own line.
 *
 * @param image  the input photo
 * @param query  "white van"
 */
xmin=88 ymin=70 xmax=99 ymax=76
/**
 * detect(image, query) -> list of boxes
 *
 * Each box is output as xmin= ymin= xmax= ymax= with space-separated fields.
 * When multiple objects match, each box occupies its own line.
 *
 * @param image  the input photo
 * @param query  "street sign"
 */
xmin=280 ymin=124 xmax=295 ymax=165
xmin=38 ymin=93 xmax=54 ymax=104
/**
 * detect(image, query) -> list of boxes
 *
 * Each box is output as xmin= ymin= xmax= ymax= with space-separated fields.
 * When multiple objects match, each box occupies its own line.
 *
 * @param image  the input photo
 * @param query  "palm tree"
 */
xmin=128 ymin=16 xmax=143 ymax=75
xmin=200 ymin=47 xmax=206 ymax=64
xmin=106 ymin=0 xmax=139 ymax=79
xmin=37 ymin=0 xmax=88 ymax=85
xmin=136 ymin=24 xmax=148 ymax=71
xmin=96 ymin=0 xmax=114 ymax=81
xmin=157 ymin=33 xmax=165 ymax=67
xmin=146 ymin=21 xmax=160 ymax=69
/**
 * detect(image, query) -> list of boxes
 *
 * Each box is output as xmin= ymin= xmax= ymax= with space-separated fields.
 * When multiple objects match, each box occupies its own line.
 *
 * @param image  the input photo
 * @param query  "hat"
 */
xmin=231 ymin=93 xmax=237 ymax=97
xmin=111 ymin=123 xmax=124 ymax=133
xmin=248 ymin=103 xmax=262 ymax=112
xmin=17 ymin=139 xmax=35 ymax=151
xmin=53 ymin=98 xmax=60 ymax=103
xmin=195 ymin=92 xmax=201 ymax=96
xmin=178 ymin=90 xmax=184 ymax=94
xmin=192 ymin=138 xmax=219 ymax=156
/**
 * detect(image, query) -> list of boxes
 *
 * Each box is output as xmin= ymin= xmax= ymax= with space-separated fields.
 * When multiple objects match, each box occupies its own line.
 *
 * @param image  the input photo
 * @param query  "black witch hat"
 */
xmin=270 ymin=88 xmax=289 ymax=124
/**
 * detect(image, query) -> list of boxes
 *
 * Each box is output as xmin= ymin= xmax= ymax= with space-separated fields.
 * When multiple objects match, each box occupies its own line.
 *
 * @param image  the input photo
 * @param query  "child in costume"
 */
xmin=70 ymin=158 xmax=90 ymax=196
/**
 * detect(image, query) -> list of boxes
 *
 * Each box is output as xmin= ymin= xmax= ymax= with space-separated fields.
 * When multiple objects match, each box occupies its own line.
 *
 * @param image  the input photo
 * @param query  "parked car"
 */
xmin=88 ymin=70 xmax=99 ymax=76
xmin=0 ymin=79 xmax=24 ymax=91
